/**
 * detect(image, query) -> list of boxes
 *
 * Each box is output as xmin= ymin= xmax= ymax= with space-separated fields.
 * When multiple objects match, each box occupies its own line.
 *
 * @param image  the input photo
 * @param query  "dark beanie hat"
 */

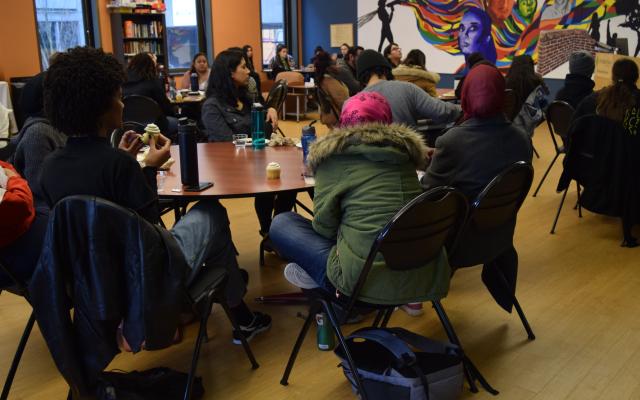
xmin=569 ymin=51 xmax=595 ymax=77
xmin=356 ymin=49 xmax=392 ymax=81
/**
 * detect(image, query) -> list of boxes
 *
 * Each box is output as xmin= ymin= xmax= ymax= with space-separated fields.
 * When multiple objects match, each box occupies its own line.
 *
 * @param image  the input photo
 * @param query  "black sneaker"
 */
xmin=232 ymin=312 xmax=272 ymax=345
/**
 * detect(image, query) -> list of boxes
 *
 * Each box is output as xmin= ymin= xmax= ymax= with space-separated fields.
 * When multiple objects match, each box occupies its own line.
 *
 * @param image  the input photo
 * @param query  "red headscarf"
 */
xmin=460 ymin=64 xmax=505 ymax=121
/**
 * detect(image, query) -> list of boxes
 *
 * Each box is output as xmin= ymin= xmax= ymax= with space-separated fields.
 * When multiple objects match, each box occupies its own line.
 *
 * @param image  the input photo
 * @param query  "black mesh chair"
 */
xmin=533 ymin=101 xmax=576 ymax=197
xmin=122 ymin=95 xmax=168 ymax=134
xmin=0 ymin=261 xmax=36 ymax=400
xmin=30 ymin=196 xmax=258 ymax=399
xmin=280 ymin=187 xmax=471 ymax=399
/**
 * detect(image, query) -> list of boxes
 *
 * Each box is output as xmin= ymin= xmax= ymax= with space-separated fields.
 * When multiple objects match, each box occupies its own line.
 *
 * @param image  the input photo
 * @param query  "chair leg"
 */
xmin=432 ymin=301 xmax=499 ymax=395
xmin=296 ymin=97 xmax=300 ymax=122
xmin=1 ymin=311 xmax=36 ymax=400
xmin=492 ymin=270 xmax=536 ymax=340
xmin=219 ymin=300 xmax=259 ymax=370
xmin=281 ymin=301 xmax=321 ymax=385
xmin=575 ymin=183 xmax=582 ymax=218
xmin=380 ymin=307 xmax=393 ymax=328
xmin=532 ymin=144 xmax=540 ymax=159
xmin=372 ymin=309 xmax=385 ymax=328
xmin=550 ymin=188 xmax=568 ymax=234
xmin=259 ymin=237 xmax=266 ymax=267
xmin=184 ymin=295 xmax=216 ymax=400
xmin=321 ymin=300 xmax=369 ymax=400
xmin=532 ymin=152 xmax=559 ymax=197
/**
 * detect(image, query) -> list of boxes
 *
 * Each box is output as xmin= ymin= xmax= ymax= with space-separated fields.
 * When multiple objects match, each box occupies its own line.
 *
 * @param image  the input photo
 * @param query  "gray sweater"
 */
xmin=11 ymin=117 xmax=66 ymax=206
xmin=363 ymin=80 xmax=461 ymax=127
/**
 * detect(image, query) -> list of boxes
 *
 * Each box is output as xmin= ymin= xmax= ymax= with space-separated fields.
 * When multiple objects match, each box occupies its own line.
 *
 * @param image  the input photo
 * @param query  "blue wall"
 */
xmin=301 ymin=0 xmax=357 ymax=65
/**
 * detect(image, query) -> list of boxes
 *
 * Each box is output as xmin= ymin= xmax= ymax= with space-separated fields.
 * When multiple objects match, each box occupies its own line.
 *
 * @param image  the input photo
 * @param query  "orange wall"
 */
xmin=0 ymin=0 xmax=263 ymax=80
xmin=211 ymin=0 xmax=262 ymax=63
xmin=0 ymin=0 xmax=40 ymax=80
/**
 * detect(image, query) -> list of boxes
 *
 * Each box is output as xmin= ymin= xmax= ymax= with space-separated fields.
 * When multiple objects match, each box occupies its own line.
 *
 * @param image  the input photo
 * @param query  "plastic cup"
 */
xmin=157 ymin=170 xmax=167 ymax=192
xmin=233 ymin=134 xmax=248 ymax=148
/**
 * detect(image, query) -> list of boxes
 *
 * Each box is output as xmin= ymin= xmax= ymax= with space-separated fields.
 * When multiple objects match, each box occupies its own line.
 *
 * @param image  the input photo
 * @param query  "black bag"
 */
xmin=335 ymin=327 xmax=464 ymax=400
xmin=96 ymin=368 xmax=204 ymax=400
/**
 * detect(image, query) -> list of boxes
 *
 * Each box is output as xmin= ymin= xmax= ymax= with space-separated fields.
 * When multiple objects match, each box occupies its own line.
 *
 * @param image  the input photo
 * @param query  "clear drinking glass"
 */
xmin=157 ymin=170 xmax=167 ymax=192
xmin=233 ymin=134 xmax=248 ymax=148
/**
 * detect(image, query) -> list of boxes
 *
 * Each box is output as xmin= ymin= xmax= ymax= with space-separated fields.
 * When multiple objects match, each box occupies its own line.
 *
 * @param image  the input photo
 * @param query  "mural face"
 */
xmin=486 ymin=0 xmax=515 ymax=23
xmin=518 ymin=0 xmax=537 ymax=19
xmin=357 ymin=0 xmax=639 ymax=77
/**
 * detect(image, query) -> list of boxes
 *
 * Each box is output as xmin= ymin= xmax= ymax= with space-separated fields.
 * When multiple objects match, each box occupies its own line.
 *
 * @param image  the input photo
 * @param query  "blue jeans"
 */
xmin=170 ymin=200 xmax=246 ymax=306
xmin=269 ymin=212 xmax=336 ymax=291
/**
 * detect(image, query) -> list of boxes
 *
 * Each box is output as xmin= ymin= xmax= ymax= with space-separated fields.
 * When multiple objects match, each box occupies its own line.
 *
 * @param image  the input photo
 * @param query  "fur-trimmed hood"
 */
xmin=393 ymin=65 xmax=440 ymax=84
xmin=307 ymin=123 xmax=428 ymax=172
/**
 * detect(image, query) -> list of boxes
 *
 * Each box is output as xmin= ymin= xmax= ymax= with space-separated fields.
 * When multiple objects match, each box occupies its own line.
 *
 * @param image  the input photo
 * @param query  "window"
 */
xmin=165 ymin=0 xmax=207 ymax=71
xmin=260 ymin=0 xmax=285 ymax=66
xmin=35 ymin=0 xmax=94 ymax=70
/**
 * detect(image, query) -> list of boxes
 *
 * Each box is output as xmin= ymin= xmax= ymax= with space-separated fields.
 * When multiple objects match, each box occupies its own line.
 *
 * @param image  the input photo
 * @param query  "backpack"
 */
xmin=334 ymin=327 xmax=464 ymax=400
xmin=96 ymin=368 xmax=204 ymax=400
xmin=513 ymin=84 xmax=549 ymax=137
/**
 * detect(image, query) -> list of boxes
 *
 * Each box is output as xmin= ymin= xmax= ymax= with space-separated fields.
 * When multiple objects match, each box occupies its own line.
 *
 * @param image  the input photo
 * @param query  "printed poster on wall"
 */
xmin=357 ymin=0 xmax=639 ymax=78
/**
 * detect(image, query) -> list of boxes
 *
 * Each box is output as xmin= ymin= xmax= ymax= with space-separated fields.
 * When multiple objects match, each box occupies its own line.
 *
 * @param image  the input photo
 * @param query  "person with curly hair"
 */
xmin=39 ymin=46 xmax=271 ymax=344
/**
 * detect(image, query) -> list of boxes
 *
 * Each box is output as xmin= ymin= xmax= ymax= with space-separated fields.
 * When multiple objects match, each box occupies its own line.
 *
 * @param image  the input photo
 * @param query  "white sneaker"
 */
xmin=284 ymin=263 xmax=319 ymax=289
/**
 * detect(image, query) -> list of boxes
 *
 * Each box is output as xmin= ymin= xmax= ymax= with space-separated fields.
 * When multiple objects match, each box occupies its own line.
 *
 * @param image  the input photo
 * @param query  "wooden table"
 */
xmin=159 ymin=143 xmax=314 ymax=201
xmin=436 ymin=88 xmax=457 ymax=101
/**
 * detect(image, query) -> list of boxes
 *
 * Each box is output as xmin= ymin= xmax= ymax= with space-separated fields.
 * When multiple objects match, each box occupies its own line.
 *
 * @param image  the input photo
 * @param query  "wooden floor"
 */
xmin=1 ymin=117 xmax=639 ymax=400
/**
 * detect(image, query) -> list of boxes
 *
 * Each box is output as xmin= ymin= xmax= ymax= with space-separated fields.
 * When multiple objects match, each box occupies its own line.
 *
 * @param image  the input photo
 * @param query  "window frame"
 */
xmin=260 ymin=0 xmax=297 ymax=69
xmin=164 ymin=0 xmax=209 ymax=75
xmin=33 ymin=0 xmax=98 ymax=71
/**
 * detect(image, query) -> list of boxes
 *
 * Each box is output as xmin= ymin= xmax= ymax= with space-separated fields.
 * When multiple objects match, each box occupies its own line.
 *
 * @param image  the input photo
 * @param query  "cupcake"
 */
xmin=266 ymin=162 xmax=281 ymax=180
xmin=141 ymin=123 xmax=161 ymax=145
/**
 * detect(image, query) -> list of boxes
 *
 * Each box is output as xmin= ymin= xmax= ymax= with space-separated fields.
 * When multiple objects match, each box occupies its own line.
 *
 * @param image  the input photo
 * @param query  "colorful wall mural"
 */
xmin=357 ymin=0 xmax=639 ymax=77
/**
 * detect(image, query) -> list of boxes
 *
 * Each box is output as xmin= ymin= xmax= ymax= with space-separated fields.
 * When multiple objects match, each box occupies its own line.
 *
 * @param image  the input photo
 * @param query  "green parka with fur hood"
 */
xmin=307 ymin=123 xmax=451 ymax=305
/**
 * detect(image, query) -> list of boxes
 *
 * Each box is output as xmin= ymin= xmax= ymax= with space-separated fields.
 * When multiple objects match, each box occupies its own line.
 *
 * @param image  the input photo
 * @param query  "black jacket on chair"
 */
xmin=558 ymin=115 xmax=640 ymax=228
xmin=28 ymin=196 xmax=189 ymax=397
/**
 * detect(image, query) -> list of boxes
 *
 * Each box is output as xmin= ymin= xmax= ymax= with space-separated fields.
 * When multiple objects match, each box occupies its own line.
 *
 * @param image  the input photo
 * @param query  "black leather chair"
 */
xmin=122 ymin=95 xmax=168 ymax=134
xmin=29 ymin=196 xmax=258 ymax=399
xmin=280 ymin=187 xmax=472 ymax=399
xmin=265 ymin=79 xmax=288 ymax=131
xmin=533 ymin=101 xmax=575 ymax=197
xmin=316 ymin=85 xmax=341 ymax=128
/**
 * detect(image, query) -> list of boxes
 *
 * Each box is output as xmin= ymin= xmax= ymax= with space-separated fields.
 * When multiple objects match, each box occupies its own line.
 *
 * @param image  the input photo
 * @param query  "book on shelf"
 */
xmin=122 ymin=20 xmax=163 ymax=39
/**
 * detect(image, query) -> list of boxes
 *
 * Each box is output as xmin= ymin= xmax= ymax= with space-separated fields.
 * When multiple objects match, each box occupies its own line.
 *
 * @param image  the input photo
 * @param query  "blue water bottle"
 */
xmin=190 ymin=72 xmax=198 ymax=91
xmin=301 ymin=122 xmax=317 ymax=163
xmin=251 ymin=103 xmax=266 ymax=149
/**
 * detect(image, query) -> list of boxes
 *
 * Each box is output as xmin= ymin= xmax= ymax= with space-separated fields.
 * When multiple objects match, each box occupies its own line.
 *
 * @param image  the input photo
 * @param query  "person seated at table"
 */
xmin=314 ymin=51 xmax=360 ymax=98
xmin=358 ymin=50 xmax=461 ymax=128
xmin=314 ymin=51 xmax=350 ymax=129
xmin=392 ymin=49 xmax=440 ymax=98
xmin=243 ymin=45 xmax=263 ymax=98
xmin=422 ymin=63 xmax=532 ymax=198
xmin=179 ymin=52 xmax=211 ymax=91
xmin=268 ymin=44 xmax=295 ymax=80
xmin=0 ymin=161 xmax=48 ymax=289
xmin=505 ymin=55 xmax=549 ymax=134
xmin=122 ymin=52 xmax=178 ymax=136
xmin=9 ymin=72 xmax=66 ymax=208
xmin=269 ymin=92 xmax=451 ymax=305
xmin=555 ymin=51 xmax=595 ymax=110
xmin=228 ymin=47 xmax=262 ymax=102
xmin=421 ymin=64 xmax=532 ymax=312
xmin=39 ymin=46 xmax=271 ymax=344
xmin=383 ymin=42 xmax=402 ymax=68
xmin=340 ymin=47 xmax=363 ymax=95
xmin=453 ymin=52 xmax=488 ymax=99
xmin=201 ymin=49 xmax=296 ymax=237
xmin=573 ymin=58 xmax=640 ymax=136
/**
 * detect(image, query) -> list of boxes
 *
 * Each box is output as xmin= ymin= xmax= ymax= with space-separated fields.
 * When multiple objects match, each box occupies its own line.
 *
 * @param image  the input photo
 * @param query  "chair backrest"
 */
xmin=110 ymin=121 xmax=146 ymax=148
xmin=275 ymin=71 xmax=304 ymax=84
xmin=345 ymin=187 xmax=468 ymax=311
xmin=265 ymin=79 xmax=288 ymax=112
xmin=503 ymin=89 xmax=518 ymax=122
xmin=122 ymin=95 xmax=166 ymax=132
xmin=545 ymin=101 xmax=575 ymax=149
xmin=316 ymin=85 xmax=341 ymax=126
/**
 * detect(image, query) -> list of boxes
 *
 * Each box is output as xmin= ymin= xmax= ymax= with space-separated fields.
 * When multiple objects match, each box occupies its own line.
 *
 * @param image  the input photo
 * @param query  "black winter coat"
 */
xmin=28 ymin=196 xmax=189 ymax=398
xmin=555 ymin=74 xmax=595 ymax=110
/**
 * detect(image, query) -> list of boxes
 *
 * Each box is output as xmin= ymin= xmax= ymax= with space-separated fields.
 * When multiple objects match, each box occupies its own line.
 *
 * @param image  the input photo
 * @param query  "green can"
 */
xmin=316 ymin=312 xmax=335 ymax=351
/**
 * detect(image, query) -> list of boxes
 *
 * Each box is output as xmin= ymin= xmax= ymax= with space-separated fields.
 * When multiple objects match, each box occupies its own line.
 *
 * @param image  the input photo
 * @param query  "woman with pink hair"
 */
xmin=269 ymin=92 xmax=451 ymax=307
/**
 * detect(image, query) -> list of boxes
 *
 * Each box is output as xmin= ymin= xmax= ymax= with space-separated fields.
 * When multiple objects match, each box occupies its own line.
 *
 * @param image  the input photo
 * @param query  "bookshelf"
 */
xmin=110 ymin=12 xmax=168 ymax=67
